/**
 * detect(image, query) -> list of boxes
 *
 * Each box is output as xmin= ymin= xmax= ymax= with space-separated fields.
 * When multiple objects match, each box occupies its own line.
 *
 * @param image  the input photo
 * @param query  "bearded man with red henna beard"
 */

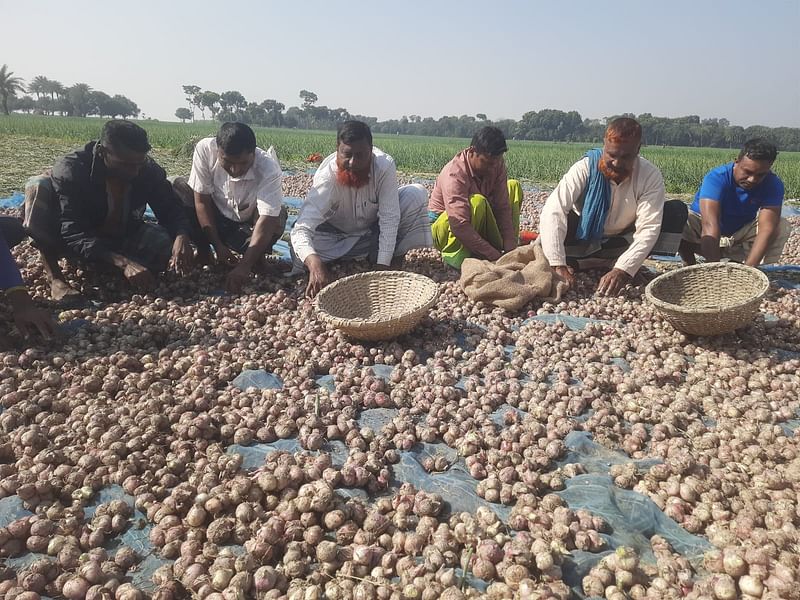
xmin=539 ymin=117 xmax=688 ymax=296
xmin=290 ymin=121 xmax=433 ymax=298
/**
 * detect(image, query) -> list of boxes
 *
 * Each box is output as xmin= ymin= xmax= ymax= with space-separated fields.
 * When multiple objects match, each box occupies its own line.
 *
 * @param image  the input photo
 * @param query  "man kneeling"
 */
xmin=429 ymin=126 xmax=521 ymax=269
xmin=24 ymin=120 xmax=192 ymax=300
xmin=290 ymin=120 xmax=432 ymax=297
xmin=540 ymin=117 xmax=688 ymax=296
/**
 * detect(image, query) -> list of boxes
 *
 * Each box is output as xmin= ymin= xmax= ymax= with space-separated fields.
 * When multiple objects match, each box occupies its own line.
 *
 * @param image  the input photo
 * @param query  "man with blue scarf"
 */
xmin=540 ymin=118 xmax=687 ymax=296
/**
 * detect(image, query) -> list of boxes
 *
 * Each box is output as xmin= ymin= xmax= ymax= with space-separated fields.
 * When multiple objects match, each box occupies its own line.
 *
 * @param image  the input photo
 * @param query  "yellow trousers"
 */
xmin=431 ymin=179 xmax=522 ymax=268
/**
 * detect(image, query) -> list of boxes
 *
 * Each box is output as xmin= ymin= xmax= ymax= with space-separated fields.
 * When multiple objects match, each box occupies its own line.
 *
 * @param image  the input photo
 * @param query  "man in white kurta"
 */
xmin=539 ymin=118 xmax=686 ymax=296
xmin=291 ymin=121 xmax=432 ymax=297
xmin=172 ymin=122 xmax=287 ymax=293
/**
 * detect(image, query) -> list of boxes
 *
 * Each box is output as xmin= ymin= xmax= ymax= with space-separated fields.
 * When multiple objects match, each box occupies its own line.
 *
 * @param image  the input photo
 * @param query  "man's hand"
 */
xmin=553 ymin=265 xmax=575 ymax=290
xmin=169 ymin=234 xmax=194 ymax=275
xmin=225 ymin=265 xmax=251 ymax=294
xmin=214 ymin=245 xmax=239 ymax=266
xmin=7 ymin=289 xmax=57 ymax=340
xmin=596 ymin=268 xmax=631 ymax=296
xmin=305 ymin=255 xmax=331 ymax=298
xmin=122 ymin=260 xmax=156 ymax=290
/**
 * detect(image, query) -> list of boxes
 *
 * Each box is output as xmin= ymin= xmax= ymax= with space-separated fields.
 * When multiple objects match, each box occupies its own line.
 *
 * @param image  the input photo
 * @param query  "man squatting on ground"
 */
xmin=171 ymin=122 xmax=288 ymax=293
xmin=428 ymin=126 xmax=521 ymax=269
xmin=23 ymin=120 xmax=193 ymax=300
xmin=539 ymin=117 xmax=689 ymax=296
xmin=290 ymin=120 xmax=432 ymax=298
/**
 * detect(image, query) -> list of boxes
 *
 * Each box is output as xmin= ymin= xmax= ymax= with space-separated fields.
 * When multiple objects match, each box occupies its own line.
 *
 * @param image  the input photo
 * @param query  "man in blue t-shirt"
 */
xmin=679 ymin=138 xmax=790 ymax=266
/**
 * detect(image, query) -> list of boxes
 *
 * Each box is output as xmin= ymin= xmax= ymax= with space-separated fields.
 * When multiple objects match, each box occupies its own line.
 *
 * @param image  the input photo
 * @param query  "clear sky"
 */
xmin=2 ymin=0 xmax=799 ymax=127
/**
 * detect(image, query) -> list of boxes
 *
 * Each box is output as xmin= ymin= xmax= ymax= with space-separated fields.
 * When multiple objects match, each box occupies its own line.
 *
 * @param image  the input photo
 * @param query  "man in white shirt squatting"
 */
xmin=539 ymin=117 xmax=688 ymax=296
xmin=172 ymin=122 xmax=287 ymax=293
xmin=291 ymin=120 xmax=433 ymax=298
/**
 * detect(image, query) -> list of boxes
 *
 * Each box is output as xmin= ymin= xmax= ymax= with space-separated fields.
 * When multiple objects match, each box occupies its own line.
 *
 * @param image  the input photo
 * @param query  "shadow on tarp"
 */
xmin=557 ymin=474 xmax=712 ymax=579
xmin=232 ymin=369 xmax=284 ymax=391
xmin=558 ymin=431 xmax=662 ymax=475
xmin=398 ymin=442 xmax=513 ymax=521
xmin=1 ymin=485 xmax=172 ymax=595
xmin=0 ymin=495 xmax=32 ymax=527
xmin=228 ymin=438 xmax=350 ymax=471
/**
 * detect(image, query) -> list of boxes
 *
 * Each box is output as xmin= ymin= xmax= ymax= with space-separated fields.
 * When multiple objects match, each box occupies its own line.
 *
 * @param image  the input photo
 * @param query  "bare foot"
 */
xmin=50 ymin=279 xmax=82 ymax=303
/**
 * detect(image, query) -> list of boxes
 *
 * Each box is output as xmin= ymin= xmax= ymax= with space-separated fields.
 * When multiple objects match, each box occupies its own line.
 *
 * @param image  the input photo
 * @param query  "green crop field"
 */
xmin=1 ymin=115 xmax=799 ymax=198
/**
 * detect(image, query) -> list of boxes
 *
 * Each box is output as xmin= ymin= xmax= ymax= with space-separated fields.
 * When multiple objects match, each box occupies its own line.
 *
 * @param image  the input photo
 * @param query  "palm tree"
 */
xmin=27 ymin=75 xmax=49 ymax=100
xmin=66 ymin=83 xmax=93 ymax=117
xmin=0 ymin=64 xmax=25 ymax=115
xmin=47 ymin=80 xmax=65 ymax=100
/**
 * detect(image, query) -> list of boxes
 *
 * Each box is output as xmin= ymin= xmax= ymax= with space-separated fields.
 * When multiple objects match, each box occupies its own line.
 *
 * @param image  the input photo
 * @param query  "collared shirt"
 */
xmin=51 ymin=142 xmax=190 ymax=262
xmin=540 ymin=156 xmax=666 ymax=275
xmin=187 ymin=137 xmax=283 ymax=222
xmin=429 ymin=149 xmax=514 ymax=260
xmin=291 ymin=148 xmax=401 ymax=266
xmin=691 ymin=162 xmax=783 ymax=235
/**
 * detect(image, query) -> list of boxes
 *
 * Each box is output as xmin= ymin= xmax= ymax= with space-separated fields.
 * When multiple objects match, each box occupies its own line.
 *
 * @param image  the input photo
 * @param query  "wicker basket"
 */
xmin=645 ymin=263 xmax=769 ymax=336
xmin=315 ymin=271 xmax=439 ymax=341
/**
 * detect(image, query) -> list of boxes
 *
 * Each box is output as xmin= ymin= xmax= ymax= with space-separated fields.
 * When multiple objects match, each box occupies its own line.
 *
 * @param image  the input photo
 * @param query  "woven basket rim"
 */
xmin=645 ymin=262 xmax=769 ymax=315
xmin=315 ymin=271 xmax=439 ymax=326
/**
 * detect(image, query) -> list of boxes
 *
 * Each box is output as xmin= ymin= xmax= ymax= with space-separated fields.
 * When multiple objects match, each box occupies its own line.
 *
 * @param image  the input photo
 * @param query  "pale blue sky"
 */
xmin=2 ymin=0 xmax=799 ymax=127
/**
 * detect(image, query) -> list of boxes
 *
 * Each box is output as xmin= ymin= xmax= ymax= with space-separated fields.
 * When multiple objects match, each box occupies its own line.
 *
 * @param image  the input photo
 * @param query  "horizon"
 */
xmin=3 ymin=0 xmax=799 ymax=128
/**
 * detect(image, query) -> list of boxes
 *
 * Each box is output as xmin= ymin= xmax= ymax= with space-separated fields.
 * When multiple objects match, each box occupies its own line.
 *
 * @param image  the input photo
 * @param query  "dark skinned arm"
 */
xmin=7 ymin=288 xmax=57 ymax=339
xmin=596 ymin=268 xmax=632 ymax=296
xmin=225 ymin=215 xmax=282 ymax=293
xmin=304 ymin=254 xmax=331 ymax=298
xmin=553 ymin=265 xmax=576 ymax=290
xmin=194 ymin=191 xmax=237 ymax=264
xmin=105 ymin=252 xmax=156 ymax=290
xmin=745 ymin=206 xmax=780 ymax=267
xmin=699 ymin=199 xmax=722 ymax=263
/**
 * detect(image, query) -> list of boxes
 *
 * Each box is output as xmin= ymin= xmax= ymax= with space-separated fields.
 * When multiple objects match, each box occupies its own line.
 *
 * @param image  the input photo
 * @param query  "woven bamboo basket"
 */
xmin=315 ymin=271 xmax=439 ymax=341
xmin=645 ymin=263 xmax=769 ymax=336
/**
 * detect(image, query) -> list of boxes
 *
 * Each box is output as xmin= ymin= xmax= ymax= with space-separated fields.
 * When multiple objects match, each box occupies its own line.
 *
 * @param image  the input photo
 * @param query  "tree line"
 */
xmin=3 ymin=65 xmax=797 ymax=150
xmin=176 ymin=86 xmax=800 ymax=151
xmin=0 ymin=65 xmax=140 ymax=119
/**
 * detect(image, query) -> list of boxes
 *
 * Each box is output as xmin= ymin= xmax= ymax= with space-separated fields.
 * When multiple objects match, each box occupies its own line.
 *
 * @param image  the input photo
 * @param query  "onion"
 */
xmin=711 ymin=574 xmax=737 ymax=600
xmin=62 ymin=576 xmax=91 ymax=600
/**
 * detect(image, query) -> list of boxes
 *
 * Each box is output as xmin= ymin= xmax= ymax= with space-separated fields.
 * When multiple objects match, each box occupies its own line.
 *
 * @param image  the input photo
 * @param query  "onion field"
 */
xmin=1 ymin=115 xmax=799 ymax=198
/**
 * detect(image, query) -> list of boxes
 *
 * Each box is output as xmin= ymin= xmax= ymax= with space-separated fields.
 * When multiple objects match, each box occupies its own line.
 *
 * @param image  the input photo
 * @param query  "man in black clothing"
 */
xmin=23 ymin=120 xmax=193 ymax=300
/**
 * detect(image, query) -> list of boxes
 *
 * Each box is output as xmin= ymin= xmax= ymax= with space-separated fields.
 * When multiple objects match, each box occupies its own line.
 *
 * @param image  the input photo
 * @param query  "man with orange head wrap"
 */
xmin=539 ymin=117 xmax=687 ymax=296
xmin=290 ymin=121 xmax=432 ymax=298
